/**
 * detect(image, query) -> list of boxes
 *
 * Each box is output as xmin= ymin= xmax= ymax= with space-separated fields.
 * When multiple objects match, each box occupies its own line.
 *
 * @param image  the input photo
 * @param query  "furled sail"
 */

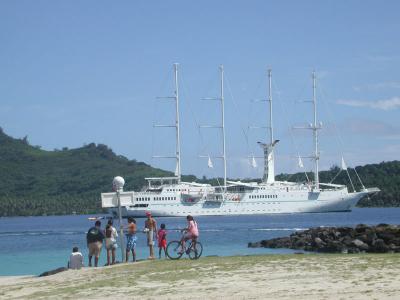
xmin=251 ymin=156 xmax=257 ymax=168
xmin=207 ymin=156 xmax=214 ymax=168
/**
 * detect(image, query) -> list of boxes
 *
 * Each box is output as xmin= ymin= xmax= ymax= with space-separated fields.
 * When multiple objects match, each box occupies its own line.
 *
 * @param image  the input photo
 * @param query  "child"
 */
xmin=105 ymin=219 xmax=118 ymax=265
xmin=157 ymin=223 xmax=167 ymax=259
xmin=68 ymin=246 xmax=84 ymax=269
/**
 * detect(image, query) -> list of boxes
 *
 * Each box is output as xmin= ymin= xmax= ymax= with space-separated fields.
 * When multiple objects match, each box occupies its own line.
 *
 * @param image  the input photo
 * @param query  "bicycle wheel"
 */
xmin=166 ymin=241 xmax=184 ymax=260
xmin=188 ymin=241 xmax=203 ymax=260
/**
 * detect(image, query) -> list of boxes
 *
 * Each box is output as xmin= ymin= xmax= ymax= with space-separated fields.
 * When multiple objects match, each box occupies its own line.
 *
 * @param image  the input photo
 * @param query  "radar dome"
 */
xmin=112 ymin=176 xmax=125 ymax=191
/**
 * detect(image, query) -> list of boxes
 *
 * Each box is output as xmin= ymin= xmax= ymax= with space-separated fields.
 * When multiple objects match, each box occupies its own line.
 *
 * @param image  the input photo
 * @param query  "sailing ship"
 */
xmin=101 ymin=64 xmax=379 ymax=217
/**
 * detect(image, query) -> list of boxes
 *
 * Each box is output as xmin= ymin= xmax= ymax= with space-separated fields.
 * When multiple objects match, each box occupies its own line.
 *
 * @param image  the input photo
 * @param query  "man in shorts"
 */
xmin=144 ymin=212 xmax=157 ymax=259
xmin=125 ymin=217 xmax=137 ymax=262
xmin=86 ymin=220 xmax=105 ymax=267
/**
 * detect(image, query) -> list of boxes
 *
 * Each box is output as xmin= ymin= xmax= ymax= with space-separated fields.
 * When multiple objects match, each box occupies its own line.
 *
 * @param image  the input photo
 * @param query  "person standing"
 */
xmin=105 ymin=219 xmax=118 ymax=265
xmin=125 ymin=217 xmax=137 ymax=262
xmin=86 ymin=220 xmax=105 ymax=267
xmin=144 ymin=212 xmax=157 ymax=259
xmin=157 ymin=223 xmax=167 ymax=259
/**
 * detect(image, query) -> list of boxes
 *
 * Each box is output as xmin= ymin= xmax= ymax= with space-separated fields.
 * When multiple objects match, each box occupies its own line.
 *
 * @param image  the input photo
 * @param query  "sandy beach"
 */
xmin=0 ymin=254 xmax=399 ymax=299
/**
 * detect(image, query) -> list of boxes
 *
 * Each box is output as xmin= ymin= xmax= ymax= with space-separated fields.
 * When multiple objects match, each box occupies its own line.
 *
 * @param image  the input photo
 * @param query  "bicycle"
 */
xmin=166 ymin=231 xmax=203 ymax=260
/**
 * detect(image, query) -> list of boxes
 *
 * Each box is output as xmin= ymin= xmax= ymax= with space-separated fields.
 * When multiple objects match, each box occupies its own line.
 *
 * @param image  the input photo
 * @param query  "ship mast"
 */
xmin=200 ymin=65 xmax=227 ymax=194
xmin=174 ymin=63 xmax=182 ymax=183
xmin=268 ymin=69 xmax=273 ymax=145
xmin=154 ymin=63 xmax=182 ymax=183
xmin=312 ymin=70 xmax=320 ymax=189
xmin=259 ymin=68 xmax=278 ymax=184
xmin=220 ymin=65 xmax=227 ymax=192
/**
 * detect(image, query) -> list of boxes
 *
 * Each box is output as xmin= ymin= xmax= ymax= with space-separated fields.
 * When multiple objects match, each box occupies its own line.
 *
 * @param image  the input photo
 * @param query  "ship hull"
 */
xmin=108 ymin=190 xmax=367 ymax=218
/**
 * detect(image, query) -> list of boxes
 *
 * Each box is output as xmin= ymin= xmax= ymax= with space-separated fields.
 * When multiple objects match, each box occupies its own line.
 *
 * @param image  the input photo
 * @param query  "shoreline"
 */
xmin=1 ymin=253 xmax=399 ymax=299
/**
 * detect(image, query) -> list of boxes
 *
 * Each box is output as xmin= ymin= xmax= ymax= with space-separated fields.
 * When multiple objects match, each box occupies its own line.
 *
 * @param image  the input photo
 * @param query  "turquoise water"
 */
xmin=0 ymin=208 xmax=399 ymax=276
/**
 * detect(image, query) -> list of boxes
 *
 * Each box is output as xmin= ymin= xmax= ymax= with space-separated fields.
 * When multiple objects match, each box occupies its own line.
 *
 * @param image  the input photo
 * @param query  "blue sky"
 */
xmin=0 ymin=1 xmax=399 ymax=179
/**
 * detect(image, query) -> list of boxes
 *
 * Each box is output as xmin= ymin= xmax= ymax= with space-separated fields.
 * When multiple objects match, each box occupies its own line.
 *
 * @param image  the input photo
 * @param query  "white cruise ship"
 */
xmin=101 ymin=64 xmax=379 ymax=217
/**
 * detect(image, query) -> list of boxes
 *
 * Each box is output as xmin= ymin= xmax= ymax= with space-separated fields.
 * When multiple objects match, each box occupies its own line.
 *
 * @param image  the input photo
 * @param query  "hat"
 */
xmin=145 ymin=211 xmax=151 ymax=217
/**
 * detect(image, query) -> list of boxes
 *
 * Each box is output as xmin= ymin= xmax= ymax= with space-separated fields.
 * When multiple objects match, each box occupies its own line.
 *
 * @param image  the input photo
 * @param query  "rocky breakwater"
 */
xmin=248 ymin=224 xmax=400 ymax=253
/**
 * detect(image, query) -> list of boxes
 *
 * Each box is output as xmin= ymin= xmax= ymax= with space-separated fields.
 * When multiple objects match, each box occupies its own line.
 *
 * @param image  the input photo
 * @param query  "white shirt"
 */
xmin=69 ymin=252 xmax=84 ymax=269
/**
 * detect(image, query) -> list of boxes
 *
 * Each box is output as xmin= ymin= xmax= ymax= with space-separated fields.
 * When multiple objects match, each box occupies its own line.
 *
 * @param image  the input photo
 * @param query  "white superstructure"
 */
xmin=101 ymin=65 xmax=379 ymax=217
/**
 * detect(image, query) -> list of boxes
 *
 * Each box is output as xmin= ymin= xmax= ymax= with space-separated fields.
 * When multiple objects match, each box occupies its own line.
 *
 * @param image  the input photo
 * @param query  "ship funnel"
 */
xmin=258 ymin=140 xmax=279 ymax=184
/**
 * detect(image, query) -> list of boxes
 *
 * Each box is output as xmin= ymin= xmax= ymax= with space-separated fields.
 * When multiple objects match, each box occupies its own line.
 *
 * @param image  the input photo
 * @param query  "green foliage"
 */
xmin=0 ymin=130 xmax=170 ymax=216
xmin=0 ymin=128 xmax=398 ymax=216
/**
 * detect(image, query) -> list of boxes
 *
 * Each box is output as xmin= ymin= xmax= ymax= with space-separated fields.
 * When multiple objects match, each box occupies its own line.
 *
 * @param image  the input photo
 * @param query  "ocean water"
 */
xmin=0 ymin=208 xmax=399 ymax=276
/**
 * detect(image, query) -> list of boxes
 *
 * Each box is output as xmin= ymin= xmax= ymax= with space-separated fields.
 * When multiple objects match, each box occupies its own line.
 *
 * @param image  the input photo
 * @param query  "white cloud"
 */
xmin=336 ymin=97 xmax=400 ymax=111
xmin=353 ymin=81 xmax=400 ymax=92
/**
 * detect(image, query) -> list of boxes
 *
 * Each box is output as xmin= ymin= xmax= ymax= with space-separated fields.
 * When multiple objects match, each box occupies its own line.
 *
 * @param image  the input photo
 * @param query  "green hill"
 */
xmin=0 ymin=129 xmax=398 ymax=216
xmin=0 ymin=129 xmax=175 ymax=216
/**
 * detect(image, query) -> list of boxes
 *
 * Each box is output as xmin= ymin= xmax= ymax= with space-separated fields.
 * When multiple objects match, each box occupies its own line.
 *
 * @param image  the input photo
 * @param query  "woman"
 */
xmin=180 ymin=215 xmax=199 ymax=253
xmin=105 ymin=219 xmax=118 ymax=265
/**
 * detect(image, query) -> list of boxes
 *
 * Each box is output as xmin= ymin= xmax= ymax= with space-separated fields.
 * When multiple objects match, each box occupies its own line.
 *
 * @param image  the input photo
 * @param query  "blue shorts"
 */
xmin=126 ymin=234 xmax=137 ymax=251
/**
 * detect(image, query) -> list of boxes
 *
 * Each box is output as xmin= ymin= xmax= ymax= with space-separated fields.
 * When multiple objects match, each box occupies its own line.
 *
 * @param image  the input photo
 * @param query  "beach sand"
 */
xmin=0 ymin=254 xmax=399 ymax=299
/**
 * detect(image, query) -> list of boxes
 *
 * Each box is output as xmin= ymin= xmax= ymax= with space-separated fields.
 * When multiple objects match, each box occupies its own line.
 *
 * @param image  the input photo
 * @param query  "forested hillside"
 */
xmin=0 ymin=129 xmax=174 ymax=216
xmin=0 ymin=129 xmax=398 ymax=216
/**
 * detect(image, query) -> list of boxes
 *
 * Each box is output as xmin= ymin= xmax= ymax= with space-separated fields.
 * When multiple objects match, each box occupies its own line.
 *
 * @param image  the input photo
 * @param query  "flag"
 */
xmin=207 ymin=156 xmax=214 ymax=168
xmin=298 ymin=156 xmax=304 ymax=168
xmin=251 ymin=156 xmax=257 ymax=168
xmin=341 ymin=157 xmax=347 ymax=170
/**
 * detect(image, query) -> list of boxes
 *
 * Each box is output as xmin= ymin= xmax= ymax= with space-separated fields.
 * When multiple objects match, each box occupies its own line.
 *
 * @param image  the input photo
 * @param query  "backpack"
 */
xmin=87 ymin=227 xmax=102 ymax=242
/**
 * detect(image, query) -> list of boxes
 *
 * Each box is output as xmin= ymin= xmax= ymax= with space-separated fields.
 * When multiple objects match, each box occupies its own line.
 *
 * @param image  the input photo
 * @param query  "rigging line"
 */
xmin=151 ymin=67 xmax=172 ymax=166
xmin=273 ymin=78 xmax=310 ymax=182
xmin=318 ymin=84 xmax=357 ymax=191
xmin=246 ymin=71 xmax=266 ymax=153
xmin=247 ymin=72 xmax=267 ymax=157
xmin=180 ymin=72 xmax=209 ymax=155
xmin=181 ymin=69 xmax=223 ymax=192
xmin=329 ymin=168 xmax=343 ymax=184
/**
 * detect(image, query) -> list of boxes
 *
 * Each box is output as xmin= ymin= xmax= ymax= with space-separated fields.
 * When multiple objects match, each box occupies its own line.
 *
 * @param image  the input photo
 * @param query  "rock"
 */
xmin=348 ymin=247 xmax=360 ymax=254
xmin=248 ymin=224 xmax=400 ymax=254
xmin=352 ymin=239 xmax=369 ymax=251
xmin=372 ymin=239 xmax=389 ymax=253
xmin=39 ymin=267 xmax=68 ymax=277
xmin=377 ymin=232 xmax=396 ymax=244
xmin=342 ymin=236 xmax=354 ymax=247
xmin=355 ymin=224 xmax=369 ymax=233
xmin=248 ymin=242 xmax=261 ymax=248
xmin=391 ymin=238 xmax=400 ymax=246
xmin=316 ymin=240 xmax=344 ymax=253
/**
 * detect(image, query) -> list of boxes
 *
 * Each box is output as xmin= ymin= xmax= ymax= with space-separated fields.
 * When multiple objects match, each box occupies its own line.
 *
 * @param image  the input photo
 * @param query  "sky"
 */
xmin=0 ymin=1 xmax=399 ymax=180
